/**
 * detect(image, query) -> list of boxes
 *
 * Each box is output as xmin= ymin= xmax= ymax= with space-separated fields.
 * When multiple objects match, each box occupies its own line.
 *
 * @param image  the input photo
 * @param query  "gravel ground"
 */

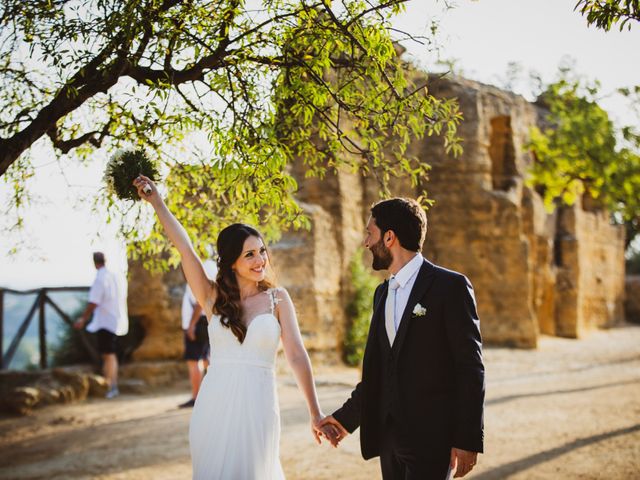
xmin=1 ymin=324 xmax=639 ymax=480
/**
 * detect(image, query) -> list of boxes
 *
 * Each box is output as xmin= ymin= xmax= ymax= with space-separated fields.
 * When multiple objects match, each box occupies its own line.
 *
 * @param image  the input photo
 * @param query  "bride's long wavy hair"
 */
xmin=213 ymin=223 xmax=275 ymax=343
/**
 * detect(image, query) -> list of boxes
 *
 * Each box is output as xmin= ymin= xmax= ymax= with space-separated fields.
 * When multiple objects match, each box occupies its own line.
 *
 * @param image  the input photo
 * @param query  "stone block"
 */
xmin=52 ymin=368 xmax=90 ymax=401
xmin=87 ymin=374 xmax=110 ymax=397
xmin=119 ymin=378 xmax=149 ymax=394
xmin=128 ymin=260 xmax=184 ymax=361
xmin=2 ymin=387 xmax=40 ymax=415
xmin=119 ymin=360 xmax=186 ymax=387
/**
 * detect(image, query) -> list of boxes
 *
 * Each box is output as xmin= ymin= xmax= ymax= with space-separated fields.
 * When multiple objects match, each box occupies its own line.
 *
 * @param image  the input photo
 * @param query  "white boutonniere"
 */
xmin=412 ymin=303 xmax=427 ymax=317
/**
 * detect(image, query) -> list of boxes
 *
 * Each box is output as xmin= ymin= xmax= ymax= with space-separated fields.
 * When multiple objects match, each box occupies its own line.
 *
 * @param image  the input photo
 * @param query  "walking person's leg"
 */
xmin=103 ymin=353 xmax=118 ymax=388
xmin=180 ymin=323 xmax=207 ymax=408
xmin=187 ymin=359 xmax=204 ymax=398
xmin=97 ymin=329 xmax=119 ymax=398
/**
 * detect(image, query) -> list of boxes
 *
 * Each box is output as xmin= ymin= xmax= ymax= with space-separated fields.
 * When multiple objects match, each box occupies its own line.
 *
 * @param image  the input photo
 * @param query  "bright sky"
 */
xmin=1 ymin=0 xmax=639 ymax=289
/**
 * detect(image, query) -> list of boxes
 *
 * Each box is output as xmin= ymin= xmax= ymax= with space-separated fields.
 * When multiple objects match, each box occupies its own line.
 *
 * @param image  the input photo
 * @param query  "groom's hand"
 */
xmin=317 ymin=415 xmax=349 ymax=447
xmin=311 ymin=415 xmax=339 ymax=445
xmin=450 ymin=448 xmax=478 ymax=478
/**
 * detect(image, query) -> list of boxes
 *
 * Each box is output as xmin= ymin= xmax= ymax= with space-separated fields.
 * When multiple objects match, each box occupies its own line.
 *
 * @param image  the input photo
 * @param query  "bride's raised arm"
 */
xmin=133 ymin=175 xmax=216 ymax=315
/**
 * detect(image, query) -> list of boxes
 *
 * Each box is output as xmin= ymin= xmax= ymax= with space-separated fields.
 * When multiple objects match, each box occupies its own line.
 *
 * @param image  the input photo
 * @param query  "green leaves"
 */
xmin=575 ymin=0 xmax=639 ymax=31
xmin=2 ymin=0 xmax=461 ymax=269
xmin=344 ymin=247 xmax=378 ymax=366
xmin=527 ymin=71 xmax=640 ymax=246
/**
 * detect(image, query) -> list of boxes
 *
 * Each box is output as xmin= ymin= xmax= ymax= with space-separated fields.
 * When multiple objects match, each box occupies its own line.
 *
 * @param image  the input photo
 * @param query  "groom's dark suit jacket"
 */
xmin=333 ymin=258 xmax=485 ymax=459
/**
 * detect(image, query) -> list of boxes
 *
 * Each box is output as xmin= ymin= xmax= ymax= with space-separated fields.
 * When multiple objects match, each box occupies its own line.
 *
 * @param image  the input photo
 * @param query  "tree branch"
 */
xmin=0 ymin=0 xmax=184 ymax=176
xmin=321 ymin=0 xmax=402 ymax=101
xmin=46 ymin=119 xmax=112 ymax=153
xmin=345 ymin=0 xmax=409 ymax=28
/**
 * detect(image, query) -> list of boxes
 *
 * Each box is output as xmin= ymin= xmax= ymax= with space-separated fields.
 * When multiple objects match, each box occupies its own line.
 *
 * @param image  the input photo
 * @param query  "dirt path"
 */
xmin=1 ymin=325 xmax=640 ymax=479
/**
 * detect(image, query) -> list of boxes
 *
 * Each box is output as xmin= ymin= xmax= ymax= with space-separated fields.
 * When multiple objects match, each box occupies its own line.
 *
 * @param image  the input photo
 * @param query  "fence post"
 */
xmin=39 ymin=289 xmax=47 ymax=369
xmin=0 ymin=289 xmax=4 ymax=369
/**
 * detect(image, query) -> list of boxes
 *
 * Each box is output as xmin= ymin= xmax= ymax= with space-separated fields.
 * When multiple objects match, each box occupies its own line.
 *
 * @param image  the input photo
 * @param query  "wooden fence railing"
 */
xmin=0 ymin=287 xmax=100 ymax=370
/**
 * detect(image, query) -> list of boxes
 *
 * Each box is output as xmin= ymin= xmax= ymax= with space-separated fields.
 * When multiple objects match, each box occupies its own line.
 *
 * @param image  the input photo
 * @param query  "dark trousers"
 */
xmin=380 ymin=417 xmax=452 ymax=480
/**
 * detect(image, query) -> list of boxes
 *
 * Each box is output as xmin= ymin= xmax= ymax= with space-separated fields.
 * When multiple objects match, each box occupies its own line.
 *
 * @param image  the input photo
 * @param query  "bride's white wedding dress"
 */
xmin=189 ymin=289 xmax=284 ymax=479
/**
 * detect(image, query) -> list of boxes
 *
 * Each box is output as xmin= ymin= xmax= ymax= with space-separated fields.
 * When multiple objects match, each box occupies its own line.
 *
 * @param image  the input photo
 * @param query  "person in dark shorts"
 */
xmin=75 ymin=252 xmax=126 ymax=399
xmin=179 ymin=259 xmax=217 ymax=408
xmin=96 ymin=328 xmax=118 ymax=354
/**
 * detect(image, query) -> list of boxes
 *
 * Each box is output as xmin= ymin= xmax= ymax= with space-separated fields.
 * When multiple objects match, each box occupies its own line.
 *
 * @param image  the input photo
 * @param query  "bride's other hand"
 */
xmin=133 ymin=175 xmax=159 ymax=203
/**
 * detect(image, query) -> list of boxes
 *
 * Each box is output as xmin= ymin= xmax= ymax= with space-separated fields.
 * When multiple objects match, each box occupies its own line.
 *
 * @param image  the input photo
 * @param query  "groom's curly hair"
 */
xmin=371 ymin=198 xmax=427 ymax=251
xmin=213 ymin=223 xmax=274 ymax=344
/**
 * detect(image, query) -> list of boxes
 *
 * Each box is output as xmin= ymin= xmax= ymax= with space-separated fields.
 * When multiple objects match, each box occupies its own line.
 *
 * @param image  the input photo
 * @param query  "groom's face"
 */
xmin=365 ymin=217 xmax=392 ymax=271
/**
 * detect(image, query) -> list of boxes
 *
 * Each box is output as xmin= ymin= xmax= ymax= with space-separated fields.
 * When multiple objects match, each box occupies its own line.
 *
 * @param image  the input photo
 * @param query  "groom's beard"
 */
xmin=370 ymin=238 xmax=392 ymax=271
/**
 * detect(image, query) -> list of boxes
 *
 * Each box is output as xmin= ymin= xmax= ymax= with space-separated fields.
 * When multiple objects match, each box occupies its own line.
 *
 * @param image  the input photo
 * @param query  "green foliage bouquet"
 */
xmin=104 ymin=149 xmax=159 ymax=201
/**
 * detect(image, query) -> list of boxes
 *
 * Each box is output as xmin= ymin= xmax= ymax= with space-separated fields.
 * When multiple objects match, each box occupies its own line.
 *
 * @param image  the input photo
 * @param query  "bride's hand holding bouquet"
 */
xmin=103 ymin=149 xmax=159 ymax=202
xmin=133 ymin=174 xmax=160 ymax=205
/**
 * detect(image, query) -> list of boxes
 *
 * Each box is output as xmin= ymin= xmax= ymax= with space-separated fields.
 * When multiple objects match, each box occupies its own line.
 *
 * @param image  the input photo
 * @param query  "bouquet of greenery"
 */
xmin=104 ymin=149 xmax=159 ymax=201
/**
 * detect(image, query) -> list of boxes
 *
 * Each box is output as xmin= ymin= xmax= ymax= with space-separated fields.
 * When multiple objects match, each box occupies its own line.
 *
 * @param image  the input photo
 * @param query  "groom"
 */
xmin=320 ymin=198 xmax=485 ymax=479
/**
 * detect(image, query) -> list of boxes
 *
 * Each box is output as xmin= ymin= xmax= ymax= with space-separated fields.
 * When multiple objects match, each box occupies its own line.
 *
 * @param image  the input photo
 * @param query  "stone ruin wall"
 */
xmin=277 ymin=74 xmax=626 ymax=350
xmin=555 ymin=202 xmax=626 ymax=335
xmin=413 ymin=76 xmax=625 ymax=346
xmin=127 ymin=75 xmax=626 ymax=360
xmin=127 ymin=263 xmax=185 ymax=361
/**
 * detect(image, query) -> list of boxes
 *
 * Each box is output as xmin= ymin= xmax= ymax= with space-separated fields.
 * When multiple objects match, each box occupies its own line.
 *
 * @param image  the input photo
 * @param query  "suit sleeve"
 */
xmin=332 ymin=380 xmax=364 ymax=434
xmin=332 ymin=283 xmax=384 ymax=433
xmin=444 ymin=274 xmax=485 ymax=453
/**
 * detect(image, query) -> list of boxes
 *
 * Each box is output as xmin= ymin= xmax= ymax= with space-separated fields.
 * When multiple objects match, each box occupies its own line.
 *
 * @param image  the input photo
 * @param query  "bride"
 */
xmin=133 ymin=175 xmax=333 ymax=479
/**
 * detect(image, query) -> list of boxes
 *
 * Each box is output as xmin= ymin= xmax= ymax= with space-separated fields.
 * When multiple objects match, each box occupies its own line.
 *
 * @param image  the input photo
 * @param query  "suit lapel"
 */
xmin=371 ymin=280 xmax=390 ymax=354
xmin=362 ymin=280 xmax=389 ymax=375
xmin=391 ymin=259 xmax=437 ymax=356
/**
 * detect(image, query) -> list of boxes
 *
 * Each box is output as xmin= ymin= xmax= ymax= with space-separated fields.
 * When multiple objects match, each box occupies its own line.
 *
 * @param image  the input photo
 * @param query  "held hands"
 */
xmin=450 ymin=448 xmax=478 ymax=478
xmin=313 ymin=415 xmax=349 ymax=447
xmin=311 ymin=415 xmax=338 ymax=446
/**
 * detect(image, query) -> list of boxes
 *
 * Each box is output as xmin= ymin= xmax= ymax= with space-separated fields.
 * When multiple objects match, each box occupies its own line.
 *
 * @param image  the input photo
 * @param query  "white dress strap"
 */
xmin=267 ymin=289 xmax=275 ymax=315
xmin=267 ymin=288 xmax=281 ymax=317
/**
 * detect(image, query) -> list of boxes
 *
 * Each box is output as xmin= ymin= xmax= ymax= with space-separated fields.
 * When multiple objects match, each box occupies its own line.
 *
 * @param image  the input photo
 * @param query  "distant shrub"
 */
xmin=51 ymin=307 xmax=92 ymax=366
xmin=52 ymin=315 xmax=146 ymax=366
xmin=343 ymin=248 xmax=378 ymax=367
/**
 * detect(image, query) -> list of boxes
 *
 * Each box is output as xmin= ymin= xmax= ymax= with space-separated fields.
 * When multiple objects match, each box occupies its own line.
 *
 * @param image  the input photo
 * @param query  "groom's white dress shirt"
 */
xmin=386 ymin=253 xmax=423 ymax=334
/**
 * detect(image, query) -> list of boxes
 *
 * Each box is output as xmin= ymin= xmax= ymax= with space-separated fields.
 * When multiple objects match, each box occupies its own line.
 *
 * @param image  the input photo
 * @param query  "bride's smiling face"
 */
xmin=232 ymin=235 xmax=269 ymax=283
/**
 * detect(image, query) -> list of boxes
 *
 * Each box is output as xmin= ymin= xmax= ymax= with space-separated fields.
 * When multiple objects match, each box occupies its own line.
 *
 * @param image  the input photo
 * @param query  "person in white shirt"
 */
xmin=180 ymin=259 xmax=217 ymax=408
xmin=75 ymin=252 xmax=126 ymax=399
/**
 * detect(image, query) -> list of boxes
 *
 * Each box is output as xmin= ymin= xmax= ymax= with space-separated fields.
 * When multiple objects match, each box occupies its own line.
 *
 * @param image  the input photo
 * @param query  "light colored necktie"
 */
xmin=385 ymin=277 xmax=400 ymax=345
